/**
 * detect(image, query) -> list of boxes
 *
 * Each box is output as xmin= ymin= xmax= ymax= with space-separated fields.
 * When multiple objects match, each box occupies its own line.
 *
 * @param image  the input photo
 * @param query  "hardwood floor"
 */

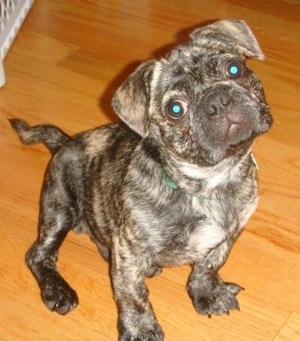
xmin=1 ymin=1 xmax=299 ymax=340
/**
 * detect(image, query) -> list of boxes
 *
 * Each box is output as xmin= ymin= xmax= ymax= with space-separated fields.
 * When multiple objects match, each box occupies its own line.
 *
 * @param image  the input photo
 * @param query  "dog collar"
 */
xmin=159 ymin=154 xmax=258 ymax=202
xmin=158 ymin=163 xmax=210 ymax=203
xmin=158 ymin=163 xmax=178 ymax=189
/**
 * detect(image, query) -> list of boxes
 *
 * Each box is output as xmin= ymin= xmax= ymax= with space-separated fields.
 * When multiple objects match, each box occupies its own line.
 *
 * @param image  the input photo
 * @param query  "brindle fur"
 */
xmin=10 ymin=20 xmax=272 ymax=341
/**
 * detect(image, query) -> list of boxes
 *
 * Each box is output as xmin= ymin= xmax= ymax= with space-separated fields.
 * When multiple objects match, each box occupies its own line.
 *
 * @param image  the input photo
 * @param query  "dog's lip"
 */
xmin=228 ymin=123 xmax=240 ymax=136
xmin=228 ymin=131 xmax=255 ymax=150
xmin=226 ymin=121 xmax=246 ymax=140
xmin=225 ymin=119 xmax=254 ymax=148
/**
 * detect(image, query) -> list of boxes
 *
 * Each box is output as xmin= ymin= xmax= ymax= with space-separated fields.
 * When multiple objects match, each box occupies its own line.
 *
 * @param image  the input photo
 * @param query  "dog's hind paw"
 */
xmin=40 ymin=276 xmax=79 ymax=315
xmin=189 ymin=281 xmax=244 ymax=317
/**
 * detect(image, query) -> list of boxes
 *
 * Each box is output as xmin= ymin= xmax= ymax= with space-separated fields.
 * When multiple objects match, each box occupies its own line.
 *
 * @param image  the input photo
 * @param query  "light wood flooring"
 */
xmin=1 ymin=1 xmax=299 ymax=340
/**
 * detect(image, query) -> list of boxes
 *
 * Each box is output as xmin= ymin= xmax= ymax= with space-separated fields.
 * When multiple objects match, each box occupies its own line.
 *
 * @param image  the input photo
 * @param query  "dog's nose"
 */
xmin=205 ymin=91 xmax=233 ymax=117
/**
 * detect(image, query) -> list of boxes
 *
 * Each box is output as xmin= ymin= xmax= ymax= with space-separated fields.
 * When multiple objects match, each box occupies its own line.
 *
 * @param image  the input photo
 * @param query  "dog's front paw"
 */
xmin=119 ymin=318 xmax=164 ymax=341
xmin=40 ymin=276 xmax=79 ymax=315
xmin=120 ymin=328 xmax=164 ymax=341
xmin=189 ymin=281 xmax=243 ymax=317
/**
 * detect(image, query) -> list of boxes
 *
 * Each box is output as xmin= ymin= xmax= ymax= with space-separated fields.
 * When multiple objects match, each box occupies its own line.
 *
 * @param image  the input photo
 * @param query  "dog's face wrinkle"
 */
xmin=151 ymin=110 xmax=253 ymax=168
xmin=148 ymin=50 xmax=270 ymax=167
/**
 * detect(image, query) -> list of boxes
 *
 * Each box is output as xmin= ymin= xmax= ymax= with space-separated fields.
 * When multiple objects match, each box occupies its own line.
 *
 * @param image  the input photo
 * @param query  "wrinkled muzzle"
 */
xmin=196 ymin=84 xmax=272 ymax=149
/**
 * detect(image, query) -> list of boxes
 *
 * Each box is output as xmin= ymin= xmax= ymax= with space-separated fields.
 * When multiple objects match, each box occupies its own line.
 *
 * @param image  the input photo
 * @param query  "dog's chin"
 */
xmin=227 ymin=134 xmax=255 ymax=156
xmin=201 ymin=133 xmax=255 ymax=166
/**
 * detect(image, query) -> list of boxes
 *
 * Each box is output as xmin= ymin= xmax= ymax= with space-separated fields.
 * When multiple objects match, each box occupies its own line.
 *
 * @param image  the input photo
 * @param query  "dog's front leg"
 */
xmin=187 ymin=240 xmax=244 ymax=318
xmin=111 ymin=243 xmax=164 ymax=341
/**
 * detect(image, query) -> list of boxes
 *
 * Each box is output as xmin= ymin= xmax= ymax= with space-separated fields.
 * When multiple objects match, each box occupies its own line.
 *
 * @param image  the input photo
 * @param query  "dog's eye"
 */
xmin=167 ymin=100 xmax=188 ymax=119
xmin=225 ymin=61 xmax=245 ymax=79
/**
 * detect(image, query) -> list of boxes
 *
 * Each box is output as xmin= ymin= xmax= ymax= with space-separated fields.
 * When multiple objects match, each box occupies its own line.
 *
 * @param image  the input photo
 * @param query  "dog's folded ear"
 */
xmin=112 ymin=60 xmax=155 ymax=138
xmin=190 ymin=19 xmax=265 ymax=60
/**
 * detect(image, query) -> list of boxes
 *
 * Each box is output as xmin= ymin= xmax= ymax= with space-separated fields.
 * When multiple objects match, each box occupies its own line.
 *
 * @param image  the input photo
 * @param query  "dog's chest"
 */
xmin=133 ymin=183 xmax=258 ymax=267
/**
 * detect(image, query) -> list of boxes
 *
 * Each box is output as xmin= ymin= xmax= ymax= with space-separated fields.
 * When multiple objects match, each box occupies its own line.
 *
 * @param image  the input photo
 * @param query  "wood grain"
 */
xmin=1 ymin=1 xmax=300 ymax=340
xmin=274 ymin=312 xmax=300 ymax=341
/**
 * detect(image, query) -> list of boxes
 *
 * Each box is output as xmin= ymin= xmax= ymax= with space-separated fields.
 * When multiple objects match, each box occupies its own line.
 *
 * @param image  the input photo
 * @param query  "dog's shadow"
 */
xmin=98 ymin=19 xmax=218 ymax=123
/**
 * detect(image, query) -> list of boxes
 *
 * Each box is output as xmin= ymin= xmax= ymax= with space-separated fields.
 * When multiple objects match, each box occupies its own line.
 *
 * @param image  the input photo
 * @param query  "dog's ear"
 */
xmin=112 ymin=60 xmax=155 ymax=137
xmin=190 ymin=19 xmax=265 ymax=60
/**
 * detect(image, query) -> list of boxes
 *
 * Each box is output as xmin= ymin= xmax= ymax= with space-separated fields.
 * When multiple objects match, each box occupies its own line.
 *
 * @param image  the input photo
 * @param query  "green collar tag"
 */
xmin=165 ymin=175 xmax=178 ymax=189
xmin=158 ymin=163 xmax=211 ymax=203
xmin=158 ymin=164 xmax=178 ymax=190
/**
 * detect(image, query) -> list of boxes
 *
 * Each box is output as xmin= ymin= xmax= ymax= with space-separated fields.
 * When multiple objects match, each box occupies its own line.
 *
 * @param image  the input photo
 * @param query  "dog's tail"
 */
xmin=9 ymin=118 xmax=70 ymax=154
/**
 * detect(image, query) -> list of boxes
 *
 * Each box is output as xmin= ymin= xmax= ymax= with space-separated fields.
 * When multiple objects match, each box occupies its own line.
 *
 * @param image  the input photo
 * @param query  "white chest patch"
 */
xmin=188 ymin=223 xmax=227 ymax=258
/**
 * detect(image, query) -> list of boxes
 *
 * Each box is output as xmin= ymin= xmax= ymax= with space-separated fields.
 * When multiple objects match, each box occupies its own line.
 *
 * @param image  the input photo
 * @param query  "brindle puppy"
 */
xmin=10 ymin=19 xmax=272 ymax=341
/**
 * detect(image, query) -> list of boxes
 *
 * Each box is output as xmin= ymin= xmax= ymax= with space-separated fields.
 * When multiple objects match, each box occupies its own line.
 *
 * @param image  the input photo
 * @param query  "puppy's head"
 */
xmin=112 ymin=19 xmax=272 ymax=166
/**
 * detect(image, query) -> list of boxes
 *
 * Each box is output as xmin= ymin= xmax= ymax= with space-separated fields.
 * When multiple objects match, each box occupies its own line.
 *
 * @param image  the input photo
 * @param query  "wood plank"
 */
xmin=274 ymin=312 xmax=300 ymax=341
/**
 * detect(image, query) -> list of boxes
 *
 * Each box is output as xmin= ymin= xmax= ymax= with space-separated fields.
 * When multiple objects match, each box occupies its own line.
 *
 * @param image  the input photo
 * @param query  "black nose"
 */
xmin=204 ymin=91 xmax=233 ymax=117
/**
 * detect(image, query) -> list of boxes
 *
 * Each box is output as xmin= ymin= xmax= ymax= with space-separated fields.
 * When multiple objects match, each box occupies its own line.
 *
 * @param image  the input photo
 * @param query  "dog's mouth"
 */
xmin=228 ymin=123 xmax=239 ymax=136
xmin=206 ymin=96 xmax=271 ymax=146
xmin=228 ymin=131 xmax=255 ymax=154
xmin=225 ymin=120 xmax=248 ymax=141
xmin=228 ymin=104 xmax=272 ymax=139
xmin=192 ymin=105 xmax=271 ymax=165
xmin=226 ymin=106 xmax=271 ymax=155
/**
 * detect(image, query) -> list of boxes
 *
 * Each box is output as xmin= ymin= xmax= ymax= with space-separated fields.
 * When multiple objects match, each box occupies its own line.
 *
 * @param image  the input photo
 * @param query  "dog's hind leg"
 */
xmin=26 ymin=232 xmax=79 ymax=315
xmin=26 ymin=165 xmax=81 ymax=315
